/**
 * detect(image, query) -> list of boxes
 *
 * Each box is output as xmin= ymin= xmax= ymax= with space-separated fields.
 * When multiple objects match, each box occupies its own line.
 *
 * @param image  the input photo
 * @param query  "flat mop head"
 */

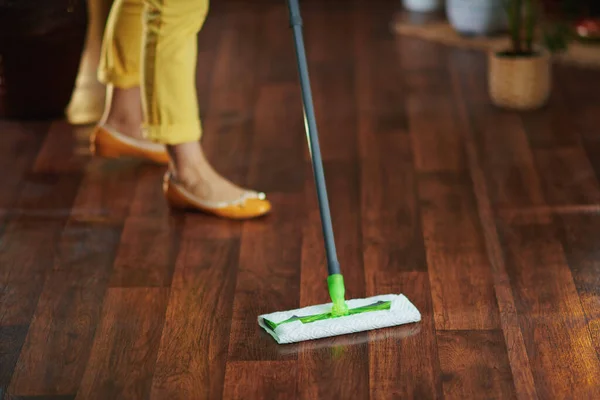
xmin=258 ymin=277 xmax=421 ymax=344
xmin=259 ymin=294 xmax=421 ymax=344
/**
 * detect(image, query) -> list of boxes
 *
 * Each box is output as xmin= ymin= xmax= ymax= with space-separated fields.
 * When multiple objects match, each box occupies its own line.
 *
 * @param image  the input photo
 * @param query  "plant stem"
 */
xmin=524 ymin=0 xmax=535 ymax=53
xmin=512 ymin=0 xmax=523 ymax=53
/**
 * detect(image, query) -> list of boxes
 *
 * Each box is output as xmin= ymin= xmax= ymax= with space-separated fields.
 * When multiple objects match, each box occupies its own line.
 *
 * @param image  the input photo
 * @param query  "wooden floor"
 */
xmin=2 ymin=1 xmax=600 ymax=399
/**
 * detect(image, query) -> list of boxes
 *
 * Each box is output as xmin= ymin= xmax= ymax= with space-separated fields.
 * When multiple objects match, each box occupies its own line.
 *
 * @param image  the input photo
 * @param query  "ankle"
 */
xmin=168 ymin=140 xmax=206 ymax=168
xmin=101 ymin=114 xmax=142 ymax=136
xmin=101 ymin=84 xmax=144 ymax=139
xmin=169 ymin=165 xmax=201 ymax=186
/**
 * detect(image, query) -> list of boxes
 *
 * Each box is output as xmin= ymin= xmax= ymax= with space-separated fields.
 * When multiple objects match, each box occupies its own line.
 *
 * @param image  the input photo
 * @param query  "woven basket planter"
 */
xmin=488 ymin=49 xmax=551 ymax=110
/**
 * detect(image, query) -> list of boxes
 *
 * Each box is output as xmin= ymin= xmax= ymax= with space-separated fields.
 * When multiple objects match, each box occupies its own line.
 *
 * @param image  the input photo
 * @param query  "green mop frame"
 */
xmin=262 ymin=0 xmax=392 ymax=331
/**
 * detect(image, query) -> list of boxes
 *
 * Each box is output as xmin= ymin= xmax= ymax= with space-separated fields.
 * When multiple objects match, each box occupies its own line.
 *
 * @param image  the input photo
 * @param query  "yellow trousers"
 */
xmin=98 ymin=0 xmax=209 ymax=144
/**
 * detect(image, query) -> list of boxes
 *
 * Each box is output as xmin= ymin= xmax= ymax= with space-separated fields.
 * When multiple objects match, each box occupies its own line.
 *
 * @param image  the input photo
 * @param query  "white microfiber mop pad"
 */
xmin=258 ymin=294 xmax=421 ymax=344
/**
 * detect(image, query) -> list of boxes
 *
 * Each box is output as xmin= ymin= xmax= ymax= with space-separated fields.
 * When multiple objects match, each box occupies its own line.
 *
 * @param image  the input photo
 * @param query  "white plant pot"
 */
xmin=447 ymin=0 xmax=507 ymax=36
xmin=403 ymin=0 xmax=443 ymax=13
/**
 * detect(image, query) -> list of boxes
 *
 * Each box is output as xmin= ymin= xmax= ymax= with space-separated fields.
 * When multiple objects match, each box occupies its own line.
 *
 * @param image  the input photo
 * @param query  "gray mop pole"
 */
xmin=286 ymin=0 xmax=341 ymax=276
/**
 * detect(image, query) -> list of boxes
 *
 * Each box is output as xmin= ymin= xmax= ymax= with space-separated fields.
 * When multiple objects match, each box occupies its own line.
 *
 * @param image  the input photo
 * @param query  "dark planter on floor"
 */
xmin=0 ymin=0 xmax=88 ymax=120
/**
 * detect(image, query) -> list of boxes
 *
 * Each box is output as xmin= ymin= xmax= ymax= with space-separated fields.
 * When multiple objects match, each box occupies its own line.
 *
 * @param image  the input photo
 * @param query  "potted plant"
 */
xmin=488 ymin=0 xmax=569 ymax=110
xmin=403 ymin=0 xmax=444 ymax=13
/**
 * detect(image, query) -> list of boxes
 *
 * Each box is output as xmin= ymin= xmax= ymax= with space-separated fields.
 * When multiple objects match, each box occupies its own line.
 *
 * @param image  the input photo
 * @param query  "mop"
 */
xmin=257 ymin=0 xmax=422 ymax=345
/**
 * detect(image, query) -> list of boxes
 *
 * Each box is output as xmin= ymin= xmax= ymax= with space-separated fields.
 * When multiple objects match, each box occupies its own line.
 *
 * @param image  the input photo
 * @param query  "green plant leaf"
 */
xmin=542 ymin=22 xmax=571 ymax=53
xmin=501 ymin=0 xmax=572 ymax=55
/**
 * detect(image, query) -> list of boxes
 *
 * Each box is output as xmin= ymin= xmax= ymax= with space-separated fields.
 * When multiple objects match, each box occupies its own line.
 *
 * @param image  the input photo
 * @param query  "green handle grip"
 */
xmin=327 ymin=274 xmax=349 ymax=317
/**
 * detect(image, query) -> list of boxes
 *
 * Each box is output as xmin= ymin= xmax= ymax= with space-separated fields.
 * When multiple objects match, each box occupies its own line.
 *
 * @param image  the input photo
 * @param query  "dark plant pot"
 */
xmin=0 ymin=0 xmax=88 ymax=120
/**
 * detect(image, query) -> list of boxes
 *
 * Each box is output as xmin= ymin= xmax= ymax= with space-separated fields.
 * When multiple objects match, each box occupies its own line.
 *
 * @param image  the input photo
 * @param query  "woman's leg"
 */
xmin=94 ymin=0 xmax=269 ymax=217
xmin=97 ymin=0 xmax=145 ymax=139
xmin=142 ymin=0 xmax=270 ymax=214
xmin=141 ymin=0 xmax=204 ymax=146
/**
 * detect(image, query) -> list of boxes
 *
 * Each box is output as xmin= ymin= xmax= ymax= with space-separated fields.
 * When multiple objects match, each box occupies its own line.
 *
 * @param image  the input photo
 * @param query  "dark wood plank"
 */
xmin=407 ymin=92 xmax=466 ymax=174
xmin=8 ymin=220 xmax=121 ymax=397
xmin=556 ymin=64 xmax=600 ymax=124
xmin=0 ymin=121 xmax=87 ymax=397
xmin=533 ymin=147 xmax=600 ymax=206
xmin=448 ymin=50 xmax=547 ymax=213
xmin=297 ymin=161 xmax=369 ymax=400
xmin=227 ymin=81 xmax=305 ymax=360
xmin=355 ymin=4 xmax=440 ymax=397
xmin=76 ymin=288 xmax=168 ymax=399
xmin=199 ymin=6 xmax=260 ymax=186
xmin=256 ymin=3 xmax=297 ymax=84
xmin=368 ymin=272 xmax=442 ymax=400
xmin=575 ymin=134 xmax=600 ymax=186
xmin=418 ymin=172 xmax=500 ymax=331
xmin=5 ymin=395 xmax=75 ymax=400
xmin=575 ymin=103 xmax=600 ymax=143
xmin=555 ymin=65 xmax=600 ymax=189
xmin=556 ymin=214 xmax=600 ymax=356
xmin=245 ymin=84 xmax=305 ymax=193
xmin=169 ymin=4 xmax=266 ymax=365
xmin=108 ymin=166 xmax=182 ymax=288
xmin=397 ymin=21 xmax=457 ymax=175
xmin=14 ymin=173 xmax=82 ymax=220
xmin=359 ymin=134 xmax=426 ymax=273
xmin=150 ymin=236 xmax=239 ymax=400
xmin=499 ymin=221 xmax=600 ymax=398
xmin=303 ymin=1 xmax=359 ymax=161
xmin=474 ymin=111 xmax=547 ymax=213
xmin=222 ymin=361 xmax=297 ymax=400
xmin=397 ymin=36 xmax=446 ymax=72
xmin=126 ymin=168 xmax=170 ymax=217
xmin=437 ymin=330 xmax=517 ymax=399
xmin=0 ymin=325 xmax=29 ymax=397
xmin=354 ymin=3 xmax=408 ymax=137
xmin=304 ymin=1 xmax=355 ymax=66
xmin=4 ymin=125 xmax=143 ymax=396
xmin=0 ymin=121 xmax=49 ymax=216
xmin=226 ymin=191 xmax=303 ymax=361
xmin=354 ymin=7 xmax=425 ymax=273
xmin=0 ymin=121 xmax=48 ymax=162
xmin=108 ymin=216 xmax=181 ymax=288
xmin=0 ymin=222 xmax=65 ymax=397
xmin=519 ymin=83 xmax=580 ymax=149
xmin=448 ymin=49 xmax=540 ymax=398
xmin=476 ymin=57 xmax=598 ymax=390
xmin=68 ymin=159 xmax=142 ymax=223
xmin=0 ymin=219 xmax=64 ymax=327
xmin=32 ymin=121 xmax=89 ymax=174
xmin=195 ymin=0 xmax=225 ymax=117
xmin=12 ymin=122 xmax=85 ymax=221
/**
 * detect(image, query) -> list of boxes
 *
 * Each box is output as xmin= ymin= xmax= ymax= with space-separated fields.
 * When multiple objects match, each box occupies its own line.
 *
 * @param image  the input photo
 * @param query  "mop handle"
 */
xmin=286 ymin=0 xmax=340 ymax=276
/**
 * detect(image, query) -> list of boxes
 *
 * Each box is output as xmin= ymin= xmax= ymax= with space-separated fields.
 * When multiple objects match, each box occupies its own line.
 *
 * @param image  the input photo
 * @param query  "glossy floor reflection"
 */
xmin=1 ymin=1 xmax=600 ymax=399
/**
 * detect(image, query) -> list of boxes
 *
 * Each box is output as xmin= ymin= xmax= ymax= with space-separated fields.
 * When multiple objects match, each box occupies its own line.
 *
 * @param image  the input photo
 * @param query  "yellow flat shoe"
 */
xmin=90 ymin=125 xmax=169 ymax=165
xmin=163 ymin=173 xmax=271 ymax=219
